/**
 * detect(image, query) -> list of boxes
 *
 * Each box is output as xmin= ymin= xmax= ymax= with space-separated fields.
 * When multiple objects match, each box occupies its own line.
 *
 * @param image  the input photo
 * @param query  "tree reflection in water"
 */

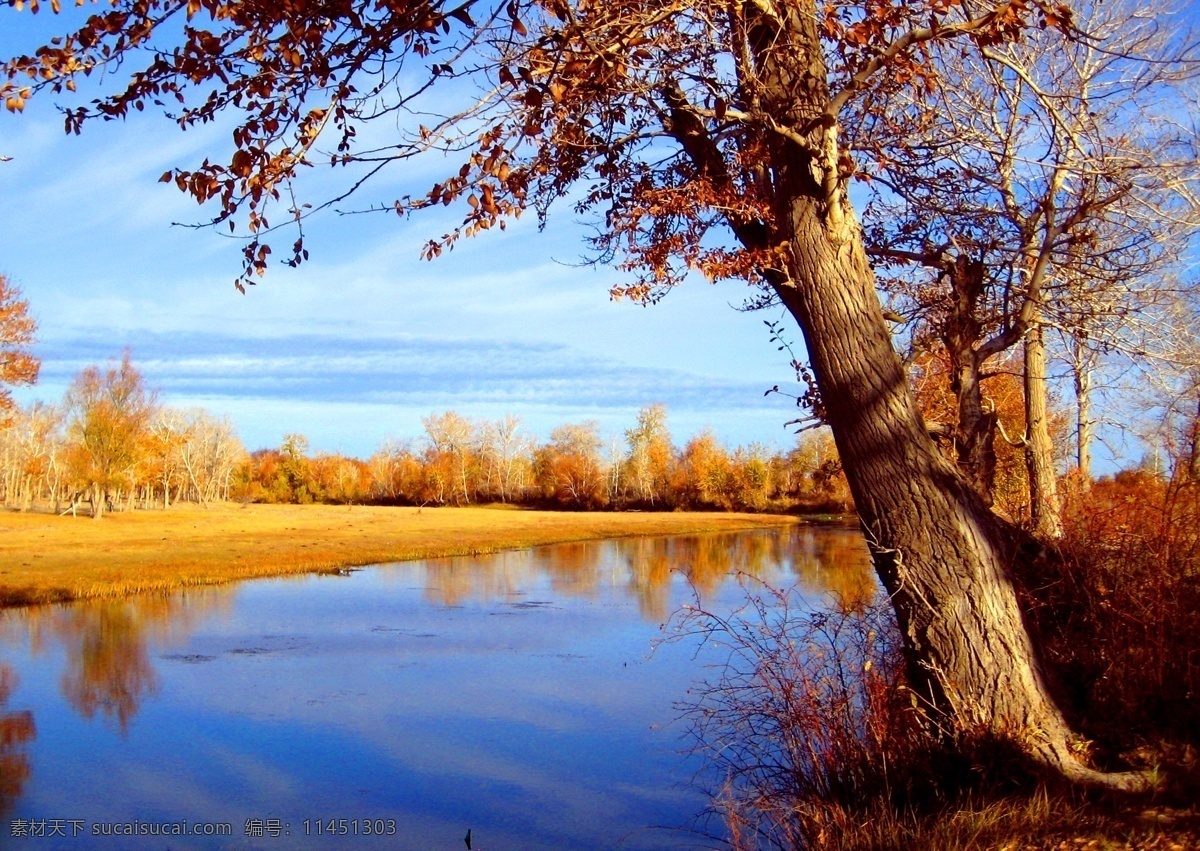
xmin=12 ymin=590 xmax=231 ymax=734
xmin=418 ymin=526 xmax=874 ymax=620
xmin=535 ymin=541 xmax=605 ymax=599
xmin=791 ymin=526 xmax=876 ymax=612
xmin=56 ymin=601 xmax=162 ymax=732
xmin=0 ymin=665 xmax=35 ymax=813
xmin=0 ymin=527 xmax=869 ymax=744
xmin=616 ymin=526 xmax=874 ymax=621
xmin=5 ymin=531 xmax=825 ymax=746
xmin=0 ymin=526 xmax=874 ymax=833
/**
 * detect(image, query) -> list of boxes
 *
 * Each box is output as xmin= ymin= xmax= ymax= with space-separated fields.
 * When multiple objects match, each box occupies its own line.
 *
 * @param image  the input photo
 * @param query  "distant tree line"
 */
xmin=0 ymin=353 xmax=852 ymax=518
xmin=5 ymin=341 xmax=1199 ymax=527
xmin=235 ymin=403 xmax=853 ymax=512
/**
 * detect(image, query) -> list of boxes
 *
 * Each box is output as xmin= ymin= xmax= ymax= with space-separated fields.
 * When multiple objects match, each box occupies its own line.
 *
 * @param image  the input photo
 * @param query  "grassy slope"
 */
xmin=0 ymin=502 xmax=796 ymax=607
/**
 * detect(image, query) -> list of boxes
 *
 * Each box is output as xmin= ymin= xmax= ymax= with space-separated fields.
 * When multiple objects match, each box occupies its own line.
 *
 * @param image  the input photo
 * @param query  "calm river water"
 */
xmin=0 ymin=524 xmax=871 ymax=850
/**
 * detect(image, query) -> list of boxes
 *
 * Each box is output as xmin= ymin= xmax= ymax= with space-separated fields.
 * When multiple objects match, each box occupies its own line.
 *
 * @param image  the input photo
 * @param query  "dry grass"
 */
xmin=826 ymin=793 xmax=1200 ymax=851
xmin=0 ymin=502 xmax=797 ymax=607
xmin=675 ymin=576 xmax=1200 ymax=851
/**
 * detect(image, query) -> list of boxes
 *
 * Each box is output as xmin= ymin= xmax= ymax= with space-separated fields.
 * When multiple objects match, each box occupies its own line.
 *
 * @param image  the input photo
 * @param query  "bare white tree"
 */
xmin=476 ymin=414 xmax=532 ymax=502
xmin=176 ymin=409 xmax=244 ymax=505
xmin=422 ymin=411 xmax=475 ymax=505
xmin=0 ymin=402 xmax=64 ymax=510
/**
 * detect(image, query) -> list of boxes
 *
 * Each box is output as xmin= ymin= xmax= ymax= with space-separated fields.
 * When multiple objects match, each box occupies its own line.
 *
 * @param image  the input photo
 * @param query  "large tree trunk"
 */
xmin=745 ymin=0 xmax=1140 ymax=788
xmin=1190 ymin=396 xmax=1200 ymax=481
xmin=955 ymin=362 xmax=1000 ymax=501
xmin=649 ymin=0 xmax=1151 ymax=788
xmin=1024 ymin=324 xmax=1064 ymax=537
xmin=773 ymin=206 xmax=1153 ymax=789
xmin=771 ymin=206 xmax=1085 ymax=769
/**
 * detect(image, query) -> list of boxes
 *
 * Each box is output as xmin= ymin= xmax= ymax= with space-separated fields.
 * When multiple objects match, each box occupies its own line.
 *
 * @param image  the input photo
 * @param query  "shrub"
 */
xmin=1031 ymin=473 xmax=1200 ymax=753
xmin=669 ymin=580 xmax=924 ymax=848
xmin=671 ymin=474 xmax=1200 ymax=848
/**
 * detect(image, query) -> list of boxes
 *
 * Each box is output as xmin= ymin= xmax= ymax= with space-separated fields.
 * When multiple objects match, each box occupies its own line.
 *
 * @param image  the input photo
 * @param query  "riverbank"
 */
xmin=0 ymin=502 xmax=799 ymax=607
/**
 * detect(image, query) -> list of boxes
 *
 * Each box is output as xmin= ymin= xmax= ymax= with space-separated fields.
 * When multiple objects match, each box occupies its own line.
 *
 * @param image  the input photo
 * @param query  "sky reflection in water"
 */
xmin=0 ymin=525 xmax=872 ymax=850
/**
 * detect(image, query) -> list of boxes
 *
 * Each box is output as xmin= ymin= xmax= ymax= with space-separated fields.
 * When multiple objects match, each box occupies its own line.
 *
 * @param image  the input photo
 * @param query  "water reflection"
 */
xmin=536 ymin=541 xmax=606 ymax=598
xmin=1 ymin=589 xmax=233 ymax=733
xmin=614 ymin=527 xmax=872 ymax=621
xmin=791 ymin=527 xmax=877 ymax=611
xmin=0 ymin=665 xmax=35 ymax=813
xmin=0 ymin=527 xmax=871 ymax=733
xmin=0 ymin=524 xmax=874 ymax=847
xmin=59 ymin=603 xmax=162 ymax=731
xmin=413 ymin=527 xmax=872 ymax=623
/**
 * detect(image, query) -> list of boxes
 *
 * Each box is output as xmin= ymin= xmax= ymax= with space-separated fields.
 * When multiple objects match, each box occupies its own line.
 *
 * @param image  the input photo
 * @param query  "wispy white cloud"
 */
xmin=24 ymin=329 xmax=798 ymax=453
xmin=2 ymin=70 xmax=802 ymax=457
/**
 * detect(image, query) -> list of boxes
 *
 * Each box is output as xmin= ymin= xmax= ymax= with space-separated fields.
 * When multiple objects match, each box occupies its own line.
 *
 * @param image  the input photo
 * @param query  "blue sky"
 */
xmin=0 ymin=12 xmax=808 ymax=457
xmin=0 ymin=8 xmax=1166 ymax=471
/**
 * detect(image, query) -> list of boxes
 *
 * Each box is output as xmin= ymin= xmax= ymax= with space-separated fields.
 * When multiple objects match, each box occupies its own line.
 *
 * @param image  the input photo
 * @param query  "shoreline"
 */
xmin=1 ymin=502 xmax=802 ymax=609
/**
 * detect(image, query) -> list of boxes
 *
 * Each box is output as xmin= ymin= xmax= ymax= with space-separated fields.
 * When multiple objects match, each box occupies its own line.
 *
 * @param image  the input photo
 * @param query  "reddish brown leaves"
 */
xmin=2 ymin=1 xmax=1071 ymax=293
xmin=3 ymin=0 xmax=469 ymax=288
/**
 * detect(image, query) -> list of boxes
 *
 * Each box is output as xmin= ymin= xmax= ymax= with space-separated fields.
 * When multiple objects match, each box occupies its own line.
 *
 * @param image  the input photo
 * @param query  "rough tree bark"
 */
xmin=739 ymin=0 xmax=1139 ymax=787
xmin=943 ymin=256 xmax=1000 ymax=503
xmin=1187 ymin=394 xmax=1200 ymax=481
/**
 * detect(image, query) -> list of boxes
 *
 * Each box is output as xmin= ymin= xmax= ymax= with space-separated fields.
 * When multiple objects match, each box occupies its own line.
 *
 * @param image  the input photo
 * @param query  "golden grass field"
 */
xmin=0 ymin=502 xmax=797 ymax=607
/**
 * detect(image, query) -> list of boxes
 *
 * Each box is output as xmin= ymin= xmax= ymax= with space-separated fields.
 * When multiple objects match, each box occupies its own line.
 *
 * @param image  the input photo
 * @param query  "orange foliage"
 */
xmin=1028 ymin=471 xmax=1200 ymax=745
xmin=4 ymin=351 xmax=858 ymax=516
xmin=367 ymin=441 xmax=425 ymax=503
xmin=907 ymin=347 xmax=1051 ymax=521
xmin=533 ymin=421 xmax=607 ymax=509
xmin=63 ymin=350 xmax=158 ymax=517
xmin=0 ymin=275 xmax=38 ymax=420
xmin=0 ymin=665 xmax=34 ymax=812
xmin=673 ymin=430 xmax=735 ymax=509
xmin=232 ymin=441 xmax=320 ymax=504
xmin=308 ymin=452 xmax=372 ymax=503
xmin=778 ymin=430 xmax=853 ymax=512
xmin=3 ymin=0 xmax=1069 ymax=297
